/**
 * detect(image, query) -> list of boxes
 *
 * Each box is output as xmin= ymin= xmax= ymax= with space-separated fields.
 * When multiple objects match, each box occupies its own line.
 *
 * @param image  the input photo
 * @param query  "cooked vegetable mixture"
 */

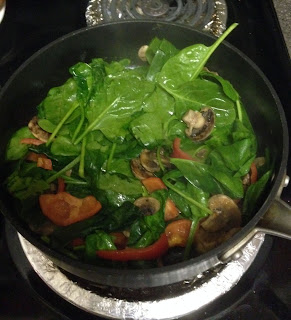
xmin=4 ymin=24 xmax=272 ymax=267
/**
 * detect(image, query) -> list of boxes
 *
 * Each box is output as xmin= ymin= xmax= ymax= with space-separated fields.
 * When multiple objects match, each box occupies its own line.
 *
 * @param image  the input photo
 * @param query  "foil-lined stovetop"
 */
xmin=18 ymin=232 xmax=265 ymax=320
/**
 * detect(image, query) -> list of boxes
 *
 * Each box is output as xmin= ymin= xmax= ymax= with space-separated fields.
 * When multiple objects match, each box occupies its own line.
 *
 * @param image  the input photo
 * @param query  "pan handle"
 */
xmin=257 ymin=197 xmax=291 ymax=238
xmin=220 ymin=177 xmax=291 ymax=263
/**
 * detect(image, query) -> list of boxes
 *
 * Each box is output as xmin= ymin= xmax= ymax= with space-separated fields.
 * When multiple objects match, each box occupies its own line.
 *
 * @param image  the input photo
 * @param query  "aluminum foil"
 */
xmin=19 ymin=232 xmax=265 ymax=320
xmin=85 ymin=0 xmax=227 ymax=36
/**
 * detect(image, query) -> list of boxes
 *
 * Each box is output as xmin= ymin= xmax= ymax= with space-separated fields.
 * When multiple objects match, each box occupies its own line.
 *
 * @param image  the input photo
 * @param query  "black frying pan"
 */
xmin=0 ymin=21 xmax=290 ymax=289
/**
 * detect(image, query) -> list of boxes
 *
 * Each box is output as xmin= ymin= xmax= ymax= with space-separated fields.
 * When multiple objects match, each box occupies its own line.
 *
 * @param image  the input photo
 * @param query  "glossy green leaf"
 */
xmin=5 ymin=127 xmax=34 ymax=161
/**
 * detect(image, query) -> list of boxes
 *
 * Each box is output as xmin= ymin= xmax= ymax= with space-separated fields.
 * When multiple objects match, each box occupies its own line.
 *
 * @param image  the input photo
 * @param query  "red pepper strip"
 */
xmin=171 ymin=138 xmax=196 ymax=160
xmin=20 ymin=138 xmax=45 ymax=145
xmin=164 ymin=198 xmax=180 ymax=221
xmin=39 ymin=192 xmax=102 ymax=226
xmin=71 ymin=237 xmax=85 ymax=247
xmin=57 ymin=178 xmax=66 ymax=193
xmin=96 ymin=233 xmax=169 ymax=261
xmin=250 ymin=162 xmax=258 ymax=184
xmin=26 ymin=152 xmax=48 ymax=162
xmin=142 ymin=177 xmax=167 ymax=193
xmin=37 ymin=157 xmax=53 ymax=170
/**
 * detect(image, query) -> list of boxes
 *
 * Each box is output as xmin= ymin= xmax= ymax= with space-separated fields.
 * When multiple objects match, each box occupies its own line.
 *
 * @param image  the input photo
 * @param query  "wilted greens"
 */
xmin=3 ymin=24 xmax=273 ymax=267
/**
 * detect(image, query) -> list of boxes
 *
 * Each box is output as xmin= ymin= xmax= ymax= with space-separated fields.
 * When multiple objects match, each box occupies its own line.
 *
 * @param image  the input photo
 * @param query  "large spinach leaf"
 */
xmin=37 ymin=78 xmax=80 ymax=125
xmin=97 ymin=172 xmax=143 ymax=196
xmin=128 ymin=209 xmax=165 ymax=248
xmin=50 ymin=136 xmax=81 ymax=156
xmin=5 ymin=162 xmax=51 ymax=200
xmin=81 ymin=69 xmax=155 ymax=143
xmin=129 ymin=86 xmax=176 ymax=147
xmin=243 ymin=170 xmax=272 ymax=218
xmin=146 ymin=38 xmax=179 ymax=81
xmin=5 ymin=127 xmax=35 ymax=161
xmin=170 ymin=158 xmax=244 ymax=199
xmin=166 ymin=79 xmax=236 ymax=126
xmin=157 ymin=23 xmax=238 ymax=91
xmin=85 ymin=231 xmax=116 ymax=260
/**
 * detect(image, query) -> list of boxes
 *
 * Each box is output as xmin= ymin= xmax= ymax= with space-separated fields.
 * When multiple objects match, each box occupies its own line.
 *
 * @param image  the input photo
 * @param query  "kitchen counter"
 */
xmin=273 ymin=0 xmax=291 ymax=56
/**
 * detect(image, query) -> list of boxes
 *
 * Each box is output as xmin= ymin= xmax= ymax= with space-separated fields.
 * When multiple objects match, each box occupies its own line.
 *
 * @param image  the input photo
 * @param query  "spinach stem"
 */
xmin=72 ymin=105 xmax=85 ymax=143
xmin=164 ymin=22 xmax=236 ymax=85
xmin=60 ymin=177 xmax=88 ymax=185
xmin=74 ymin=97 xmax=120 ymax=145
xmin=142 ymin=186 xmax=149 ymax=197
xmin=46 ymin=155 xmax=81 ymax=183
xmin=46 ymin=102 xmax=79 ymax=146
xmin=157 ymin=146 xmax=165 ymax=172
xmin=106 ymin=142 xmax=116 ymax=171
xmin=236 ymin=99 xmax=242 ymax=122
xmin=78 ymin=136 xmax=87 ymax=178
xmin=183 ymin=218 xmax=199 ymax=260
xmin=41 ymin=235 xmax=50 ymax=244
xmin=191 ymin=23 xmax=238 ymax=80
xmin=163 ymin=179 xmax=212 ymax=214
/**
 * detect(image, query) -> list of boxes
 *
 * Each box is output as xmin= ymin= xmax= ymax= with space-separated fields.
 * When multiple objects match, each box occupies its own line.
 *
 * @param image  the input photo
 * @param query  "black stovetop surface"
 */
xmin=0 ymin=0 xmax=290 ymax=319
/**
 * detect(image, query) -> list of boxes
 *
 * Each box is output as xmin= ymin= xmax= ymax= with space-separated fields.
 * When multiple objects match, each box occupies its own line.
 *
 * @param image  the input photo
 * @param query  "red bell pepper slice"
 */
xmin=171 ymin=138 xmax=196 ymax=160
xmin=165 ymin=219 xmax=192 ymax=248
xmin=27 ymin=152 xmax=52 ymax=170
xmin=96 ymin=233 xmax=169 ymax=261
xmin=142 ymin=177 xmax=167 ymax=193
xmin=110 ymin=232 xmax=128 ymax=249
xmin=57 ymin=178 xmax=66 ymax=193
xmin=250 ymin=162 xmax=258 ymax=184
xmin=37 ymin=157 xmax=53 ymax=170
xmin=164 ymin=198 xmax=180 ymax=221
xmin=20 ymin=138 xmax=45 ymax=145
xmin=71 ymin=237 xmax=85 ymax=247
xmin=39 ymin=192 xmax=102 ymax=226
xmin=26 ymin=152 xmax=47 ymax=162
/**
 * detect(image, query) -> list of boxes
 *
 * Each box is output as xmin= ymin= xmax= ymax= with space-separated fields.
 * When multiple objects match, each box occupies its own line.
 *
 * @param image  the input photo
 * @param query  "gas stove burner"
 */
xmin=86 ymin=0 xmax=227 ymax=36
xmin=18 ymin=232 xmax=265 ymax=320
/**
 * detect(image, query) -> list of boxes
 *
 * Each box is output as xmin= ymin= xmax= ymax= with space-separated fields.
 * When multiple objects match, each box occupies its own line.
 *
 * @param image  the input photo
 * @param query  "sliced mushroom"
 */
xmin=138 ymin=45 xmax=149 ymax=62
xmin=242 ymin=157 xmax=265 ymax=190
xmin=194 ymin=226 xmax=241 ymax=254
xmin=130 ymin=158 xmax=154 ymax=180
xmin=242 ymin=173 xmax=251 ymax=189
xmin=29 ymin=220 xmax=56 ymax=236
xmin=28 ymin=116 xmax=51 ymax=142
xmin=140 ymin=149 xmax=160 ymax=173
xmin=134 ymin=197 xmax=161 ymax=216
xmin=201 ymin=194 xmax=241 ymax=233
xmin=140 ymin=148 xmax=172 ymax=173
xmin=253 ymin=157 xmax=265 ymax=168
xmin=192 ymin=195 xmax=242 ymax=254
xmin=182 ymin=107 xmax=215 ymax=141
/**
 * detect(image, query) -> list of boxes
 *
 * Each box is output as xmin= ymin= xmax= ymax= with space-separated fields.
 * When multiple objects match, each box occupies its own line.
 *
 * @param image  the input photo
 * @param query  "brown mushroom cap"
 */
xmin=182 ymin=107 xmax=215 ymax=141
xmin=138 ymin=45 xmax=149 ymax=62
xmin=28 ymin=116 xmax=51 ymax=142
xmin=130 ymin=158 xmax=154 ymax=180
xmin=140 ymin=149 xmax=160 ymax=173
xmin=134 ymin=197 xmax=161 ymax=216
xmin=201 ymin=194 xmax=241 ymax=233
xmin=194 ymin=227 xmax=241 ymax=254
xmin=29 ymin=220 xmax=56 ymax=236
xmin=140 ymin=148 xmax=171 ymax=173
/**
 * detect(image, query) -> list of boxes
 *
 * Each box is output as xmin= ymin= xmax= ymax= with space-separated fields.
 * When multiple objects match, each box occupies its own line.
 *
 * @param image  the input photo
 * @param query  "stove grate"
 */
xmin=86 ymin=0 xmax=227 ymax=35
